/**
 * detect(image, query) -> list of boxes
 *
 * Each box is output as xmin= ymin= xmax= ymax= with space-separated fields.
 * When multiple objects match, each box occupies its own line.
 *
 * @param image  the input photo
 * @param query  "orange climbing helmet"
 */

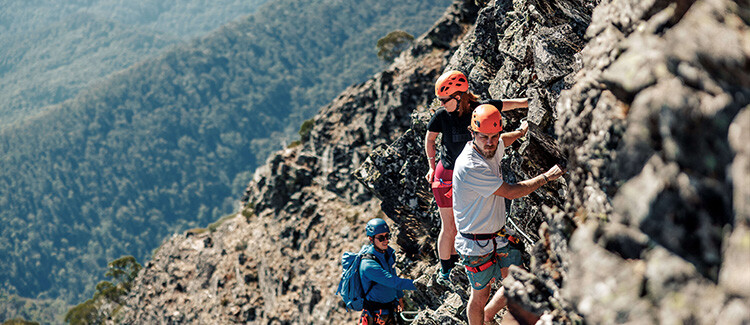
xmin=435 ymin=70 xmax=469 ymax=97
xmin=471 ymin=104 xmax=503 ymax=133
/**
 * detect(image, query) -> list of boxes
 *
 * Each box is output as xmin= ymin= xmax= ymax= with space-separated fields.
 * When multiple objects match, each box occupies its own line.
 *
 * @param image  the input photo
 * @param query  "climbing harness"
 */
xmin=460 ymin=226 xmax=519 ymax=244
xmin=495 ymin=226 xmax=520 ymax=245
xmin=460 ymin=227 xmax=520 ymax=273
xmin=360 ymin=301 xmax=398 ymax=325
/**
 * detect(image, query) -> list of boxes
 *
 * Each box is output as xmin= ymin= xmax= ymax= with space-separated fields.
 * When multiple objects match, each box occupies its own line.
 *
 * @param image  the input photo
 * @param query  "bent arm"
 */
xmin=361 ymin=259 xmax=416 ymax=291
xmin=501 ymin=119 xmax=528 ymax=147
xmin=501 ymin=130 xmax=525 ymax=147
xmin=425 ymin=131 xmax=439 ymax=170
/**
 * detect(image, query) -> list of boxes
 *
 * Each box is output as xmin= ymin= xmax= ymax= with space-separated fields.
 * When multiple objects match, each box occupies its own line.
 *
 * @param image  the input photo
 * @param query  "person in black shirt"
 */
xmin=425 ymin=70 xmax=529 ymax=284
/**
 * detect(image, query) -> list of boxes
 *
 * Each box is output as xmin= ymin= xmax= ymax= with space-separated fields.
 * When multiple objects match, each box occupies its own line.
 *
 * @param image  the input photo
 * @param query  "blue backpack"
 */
xmin=335 ymin=246 xmax=384 ymax=311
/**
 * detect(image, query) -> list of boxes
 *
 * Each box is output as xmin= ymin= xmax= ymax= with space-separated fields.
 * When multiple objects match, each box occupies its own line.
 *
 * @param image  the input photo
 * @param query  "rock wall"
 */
xmin=357 ymin=0 xmax=598 ymax=323
xmin=360 ymin=0 xmax=750 ymax=323
xmin=556 ymin=0 xmax=750 ymax=323
xmin=111 ymin=0 xmax=750 ymax=324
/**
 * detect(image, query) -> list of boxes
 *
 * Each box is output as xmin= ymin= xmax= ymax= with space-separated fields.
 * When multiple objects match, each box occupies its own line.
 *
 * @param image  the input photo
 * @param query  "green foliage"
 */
xmin=64 ymin=256 xmax=142 ymax=324
xmin=105 ymin=256 xmax=142 ymax=292
xmin=241 ymin=205 xmax=255 ymax=222
xmin=64 ymin=298 xmax=99 ymax=325
xmin=235 ymin=241 xmax=248 ymax=251
xmin=0 ymin=0 xmax=452 ymax=310
xmin=95 ymin=281 xmax=122 ymax=303
xmin=208 ymin=214 xmax=236 ymax=233
xmin=0 ymin=290 xmax=69 ymax=325
xmin=287 ymin=140 xmax=302 ymax=148
xmin=298 ymin=118 xmax=315 ymax=142
xmin=376 ymin=30 xmax=415 ymax=62
xmin=186 ymin=228 xmax=209 ymax=236
xmin=2 ymin=319 xmax=40 ymax=325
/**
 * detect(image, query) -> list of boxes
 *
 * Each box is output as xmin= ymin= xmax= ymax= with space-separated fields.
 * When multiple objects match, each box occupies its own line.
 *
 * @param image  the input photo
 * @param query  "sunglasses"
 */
xmin=374 ymin=234 xmax=390 ymax=242
xmin=438 ymin=95 xmax=458 ymax=105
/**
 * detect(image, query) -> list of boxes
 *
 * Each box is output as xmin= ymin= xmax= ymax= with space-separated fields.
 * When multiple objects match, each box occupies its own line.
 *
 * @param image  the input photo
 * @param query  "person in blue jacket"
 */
xmin=359 ymin=218 xmax=417 ymax=325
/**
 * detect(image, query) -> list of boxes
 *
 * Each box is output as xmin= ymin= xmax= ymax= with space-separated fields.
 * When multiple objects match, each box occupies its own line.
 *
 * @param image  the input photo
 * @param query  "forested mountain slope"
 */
xmin=0 ymin=0 xmax=451 ymax=307
xmin=0 ymin=0 xmax=268 ymax=126
xmin=0 ymin=13 xmax=179 ymax=126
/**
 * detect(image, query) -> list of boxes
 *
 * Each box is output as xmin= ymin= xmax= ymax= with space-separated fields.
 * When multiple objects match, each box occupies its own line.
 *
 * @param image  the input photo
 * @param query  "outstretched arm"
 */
xmin=493 ymin=164 xmax=564 ymax=200
xmin=501 ymin=98 xmax=528 ymax=111
xmin=361 ymin=259 xmax=416 ymax=291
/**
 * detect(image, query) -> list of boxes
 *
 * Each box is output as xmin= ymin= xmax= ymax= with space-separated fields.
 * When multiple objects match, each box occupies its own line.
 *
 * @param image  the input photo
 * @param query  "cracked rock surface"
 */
xmin=110 ymin=0 xmax=750 ymax=324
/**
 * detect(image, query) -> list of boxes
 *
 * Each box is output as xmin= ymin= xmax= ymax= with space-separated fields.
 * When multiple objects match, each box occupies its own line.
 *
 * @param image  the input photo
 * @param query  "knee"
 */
xmin=469 ymin=289 xmax=490 ymax=306
xmin=467 ymin=295 xmax=483 ymax=311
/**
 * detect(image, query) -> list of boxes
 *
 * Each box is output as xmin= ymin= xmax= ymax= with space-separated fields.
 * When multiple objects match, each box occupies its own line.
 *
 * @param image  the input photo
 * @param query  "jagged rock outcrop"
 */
xmin=357 ymin=0 xmax=597 ymax=323
xmin=111 ymin=0 xmax=750 ymax=324
xmin=112 ymin=1 xmax=481 ymax=324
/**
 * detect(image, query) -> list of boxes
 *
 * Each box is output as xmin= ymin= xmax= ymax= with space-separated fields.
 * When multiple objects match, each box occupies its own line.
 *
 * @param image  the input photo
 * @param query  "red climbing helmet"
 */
xmin=471 ymin=104 xmax=503 ymax=133
xmin=435 ymin=70 xmax=469 ymax=97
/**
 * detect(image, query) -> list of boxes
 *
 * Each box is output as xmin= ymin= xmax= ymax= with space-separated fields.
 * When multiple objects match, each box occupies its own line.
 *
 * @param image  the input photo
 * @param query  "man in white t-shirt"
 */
xmin=452 ymin=104 xmax=564 ymax=325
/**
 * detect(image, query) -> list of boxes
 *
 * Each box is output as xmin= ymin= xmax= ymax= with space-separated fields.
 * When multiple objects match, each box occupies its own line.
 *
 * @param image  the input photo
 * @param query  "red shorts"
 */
xmin=431 ymin=161 xmax=453 ymax=208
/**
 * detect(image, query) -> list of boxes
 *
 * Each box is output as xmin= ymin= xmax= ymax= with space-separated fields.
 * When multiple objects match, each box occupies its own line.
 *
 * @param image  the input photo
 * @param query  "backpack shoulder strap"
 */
xmin=361 ymin=253 xmax=380 ymax=265
xmin=360 ymin=253 xmax=383 ymax=299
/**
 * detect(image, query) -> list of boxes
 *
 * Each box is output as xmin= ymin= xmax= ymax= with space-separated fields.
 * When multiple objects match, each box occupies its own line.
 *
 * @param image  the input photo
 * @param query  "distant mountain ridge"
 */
xmin=0 ymin=0 xmax=451 ymax=308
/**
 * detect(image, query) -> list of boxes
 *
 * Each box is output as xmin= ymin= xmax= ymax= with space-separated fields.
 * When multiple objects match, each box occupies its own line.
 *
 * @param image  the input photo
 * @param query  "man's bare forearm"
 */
xmin=501 ymin=130 xmax=525 ymax=147
xmin=501 ymin=98 xmax=528 ymax=111
xmin=494 ymin=174 xmax=548 ymax=200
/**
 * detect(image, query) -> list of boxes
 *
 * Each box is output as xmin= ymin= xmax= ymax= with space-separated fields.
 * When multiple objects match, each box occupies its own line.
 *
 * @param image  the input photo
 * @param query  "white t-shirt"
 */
xmin=452 ymin=141 xmax=507 ymax=256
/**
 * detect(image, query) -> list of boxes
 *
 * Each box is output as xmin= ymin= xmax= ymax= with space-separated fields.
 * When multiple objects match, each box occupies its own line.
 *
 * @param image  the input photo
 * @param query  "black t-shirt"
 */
xmin=427 ymin=100 xmax=503 ymax=169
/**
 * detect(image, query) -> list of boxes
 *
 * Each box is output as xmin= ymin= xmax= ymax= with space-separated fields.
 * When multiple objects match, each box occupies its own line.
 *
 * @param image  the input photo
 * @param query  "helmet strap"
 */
xmin=470 ymin=131 xmax=480 ymax=151
xmin=472 ymin=139 xmax=481 ymax=155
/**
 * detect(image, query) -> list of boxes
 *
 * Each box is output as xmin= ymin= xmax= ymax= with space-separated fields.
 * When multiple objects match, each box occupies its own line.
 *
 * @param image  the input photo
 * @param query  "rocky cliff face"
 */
xmin=554 ymin=0 xmax=750 ymax=323
xmin=112 ymin=1 xmax=480 ymax=323
xmin=112 ymin=0 xmax=750 ymax=324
